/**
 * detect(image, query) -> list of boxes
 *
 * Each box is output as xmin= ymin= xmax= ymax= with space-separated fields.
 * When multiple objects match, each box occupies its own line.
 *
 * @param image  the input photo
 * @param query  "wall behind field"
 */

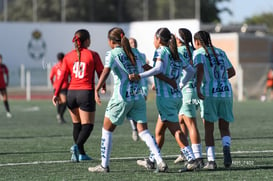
xmin=0 ymin=20 xmax=199 ymax=86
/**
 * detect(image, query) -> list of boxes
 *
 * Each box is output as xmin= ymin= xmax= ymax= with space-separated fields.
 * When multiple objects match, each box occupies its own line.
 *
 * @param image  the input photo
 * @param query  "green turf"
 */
xmin=0 ymin=98 xmax=273 ymax=180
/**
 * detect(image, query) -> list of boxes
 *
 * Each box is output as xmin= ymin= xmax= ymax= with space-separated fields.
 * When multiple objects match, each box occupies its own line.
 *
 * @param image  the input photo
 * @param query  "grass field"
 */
xmin=0 ymin=97 xmax=273 ymax=181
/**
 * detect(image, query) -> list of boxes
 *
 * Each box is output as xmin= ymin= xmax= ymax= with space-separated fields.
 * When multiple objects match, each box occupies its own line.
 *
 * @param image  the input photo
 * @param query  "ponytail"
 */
xmin=194 ymin=31 xmax=219 ymax=66
xmin=108 ymin=27 xmax=136 ymax=66
xmin=169 ymin=34 xmax=180 ymax=61
xmin=72 ymin=35 xmax=81 ymax=65
xmin=156 ymin=27 xmax=180 ymax=61
xmin=178 ymin=28 xmax=195 ymax=64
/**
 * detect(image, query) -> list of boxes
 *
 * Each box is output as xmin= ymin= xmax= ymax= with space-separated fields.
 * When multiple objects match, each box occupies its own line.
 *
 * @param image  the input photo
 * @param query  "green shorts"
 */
xmin=199 ymin=97 xmax=234 ymax=123
xmin=105 ymin=98 xmax=146 ymax=126
xmin=179 ymin=87 xmax=199 ymax=118
xmin=156 ymin=96 xmax=182 ymax=122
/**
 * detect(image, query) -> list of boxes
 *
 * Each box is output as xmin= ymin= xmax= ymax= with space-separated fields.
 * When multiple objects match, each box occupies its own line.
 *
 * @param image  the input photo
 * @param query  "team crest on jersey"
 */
xmin=28 ymin=30 xmax=46 ymax=61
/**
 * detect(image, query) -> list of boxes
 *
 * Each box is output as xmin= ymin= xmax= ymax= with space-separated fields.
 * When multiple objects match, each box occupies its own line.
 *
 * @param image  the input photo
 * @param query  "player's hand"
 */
xmin=95 ymin=90 xmax=101 ymax=105
xmin=169 ymin=79 xmax=177 ymax=89
xmin=197 ymin=91 xmax=205 ymax=100
xmin=52 ymin=96 xmax=60 ymax=106
xmin=100 ymin=88 xmax=106 ymax=94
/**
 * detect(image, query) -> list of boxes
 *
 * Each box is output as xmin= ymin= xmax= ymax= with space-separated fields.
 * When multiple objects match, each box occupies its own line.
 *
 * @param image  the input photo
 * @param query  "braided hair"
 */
xmin=72 ymin=29 xmax=90 ymax=67
xmin=194 ymin=30 xmax=219 ymax=66
xmin=178 ymin=28 xmax=195 ymax=64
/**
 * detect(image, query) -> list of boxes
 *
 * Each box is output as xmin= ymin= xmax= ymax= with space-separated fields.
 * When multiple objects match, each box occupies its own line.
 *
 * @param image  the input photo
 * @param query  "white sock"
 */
xmin=181 ymin=146 xmax=195 ymax=161
xmin=101 ymin=128 xmax=112 ymax=168
xmin=206 ymin=146 xmax=215 ymax=161
xmin=221 ymin=136 xmax=231 ymax=147
xmin=129 ymin=120 xmax=137 ymax=130
xmin=139 ymin=129 xmax=162 ymax=164
xmin=192 ymin=143 xmax=202 ymax=159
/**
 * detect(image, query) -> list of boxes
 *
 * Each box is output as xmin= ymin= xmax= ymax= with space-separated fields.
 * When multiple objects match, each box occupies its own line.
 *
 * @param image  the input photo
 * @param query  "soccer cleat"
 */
xmin=6 ymin=112 xmax=12 ymax=118
xmin=88 ymin=165 xmax=109 ymax=173
xmin=203 ymin=161 xmax=217 ymax=170
xmin=185 ymin=159 xmax=199 ymax=171
xmin=196 ymin=158 xmax=204 ymax=168
xmin=174 ymin=154 xmax=187 ymax=164
xmin=155 ymin=161 xmax=168 ymax=173
xmin=137 ymin=158 xmax=155 ymax=170
xmin=132 ymin=129 xmax=139 ymax=141
xmin=79 ymin=154 xmax=92 ymax=161
xmin=223 ymin=146 xmax=232 ymax=168
xmin=70 ymin=144 xmax=79 ymax=162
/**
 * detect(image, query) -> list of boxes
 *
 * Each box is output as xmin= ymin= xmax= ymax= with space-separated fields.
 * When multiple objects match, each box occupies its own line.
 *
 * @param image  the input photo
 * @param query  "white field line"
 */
xmin=0 ymin=150 xmax=273 ymax=167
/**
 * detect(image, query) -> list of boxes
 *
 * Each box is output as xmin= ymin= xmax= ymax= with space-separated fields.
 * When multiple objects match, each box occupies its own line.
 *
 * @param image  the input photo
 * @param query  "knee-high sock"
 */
xmin=181 ymin=146 xmax=196 ymax=161
xmin=192 ymin=144 xmax=202 ymax=159
xmin=3 ymin=100 xmax=10 ymax=112
xmin=101 ymin=128 xmax=112 ymax=168
xmin=59 ymin=103 xmax=67 ymax=118
xmin=206 ymin=146 xmax=215 ymax=161
xmin=222 ymin=136 xmax=231 ymax=147
xmin=73 ymin=123 xmax=81 ymax=143
xmin=129 ymin=120 xmax=137 ymax=131
xmin=139 ymin=129 xmax=163 ymax=164
xmin=76 ymin=124 xmax=93 ymax=155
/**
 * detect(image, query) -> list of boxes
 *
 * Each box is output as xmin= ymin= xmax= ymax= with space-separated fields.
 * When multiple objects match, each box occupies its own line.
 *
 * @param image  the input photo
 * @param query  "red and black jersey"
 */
xmin=0 ymin=64 xmax=8 ymax=89
xmin=54 ymin=48 xmax=104 ymax=96
xmin=50 ymin=61 xmax=69 ymax=90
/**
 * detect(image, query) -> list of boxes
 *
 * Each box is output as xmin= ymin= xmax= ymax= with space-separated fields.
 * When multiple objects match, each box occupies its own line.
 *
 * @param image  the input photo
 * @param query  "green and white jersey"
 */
xmin=178 ymin=45 xmax=196 ymax=89
xmin=105 ymin=47 xmax=144 ymax=101
xmin=153 ymin=46 xmax=184 ymax=98
xmin=132 ymin=48 xmax=148 ymax=96
xmin=193 ymin=46 xmax=233 ymax=98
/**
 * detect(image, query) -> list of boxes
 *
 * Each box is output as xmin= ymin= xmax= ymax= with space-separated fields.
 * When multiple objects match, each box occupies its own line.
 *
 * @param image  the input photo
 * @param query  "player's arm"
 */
xmin=95 ymin=67 xmax=111 ymax=105
xmin=141 ymin=61 xmax=177 ymax=89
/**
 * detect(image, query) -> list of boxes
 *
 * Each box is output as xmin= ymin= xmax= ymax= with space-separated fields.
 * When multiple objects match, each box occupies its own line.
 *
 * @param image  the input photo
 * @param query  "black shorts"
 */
xmin=53 ymin=89 xmax=67 ymax=95
xmin=67 ymin=90 xmax=96 ymax=112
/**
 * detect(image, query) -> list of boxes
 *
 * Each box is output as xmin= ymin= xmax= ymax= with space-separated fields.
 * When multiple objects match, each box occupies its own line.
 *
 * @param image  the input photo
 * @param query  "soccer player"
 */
xmin=128 ymin=37 xmax=150 ymax=141
xmin=50 ymin=52 xmax=68 ymax=124
xmin=88 ymin=27 xmax=167 ymax=173
xmin=132 ymin=27 xmax=199 ymax=171
xmin=261 ymin=67 xmax=273 ymax=101
xmin=52 ymin=29 xmax=105 ymax=162
xmin=0 ymin=54 xmax=12 ymax=118
xmin=193 ymin=30 xmax=235 ymax=170
xmin=173 ymin=28 xmax=203 ymax=167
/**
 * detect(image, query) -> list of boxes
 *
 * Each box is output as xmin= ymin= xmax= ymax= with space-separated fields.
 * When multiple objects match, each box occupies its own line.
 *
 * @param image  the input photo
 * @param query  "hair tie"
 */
xmin=120 ymin=33 xmax=124 ymax=39
xmin=176 ymin=30 xmax=184 ymax=43
xmin=72 ymin=35 xmax=82 ymax=50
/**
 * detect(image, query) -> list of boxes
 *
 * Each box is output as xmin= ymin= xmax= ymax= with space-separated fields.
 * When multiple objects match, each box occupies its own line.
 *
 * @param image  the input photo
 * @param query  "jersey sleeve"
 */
xmin=54 ymin=58 xmax=69 ymax=96
xmin=104 ymin=51 xmax=113 ymax=68
xmin=49 ymin=65 xmax=56 ymax=84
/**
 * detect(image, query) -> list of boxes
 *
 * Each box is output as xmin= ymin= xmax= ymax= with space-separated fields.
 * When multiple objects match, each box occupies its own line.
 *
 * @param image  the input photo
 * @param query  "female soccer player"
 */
xmin=173 ymin=28 xmax=203 ymax=167
xmin=0 ymin=54 xmax=12 ymax=118
xmin=52 ymin=29 xmax=105 ymax=162
xmin=50 ymin=52 xmax=68 ymax=124
xmin=128 ymin=37 xmax=150 ymax=141
xmin=132 ymin=27 xmax=199 ymax=171
xmin=88 ymin=27 xmax=167 ymax=173
xmin=193 ymin=30 xmax=235 ymax=170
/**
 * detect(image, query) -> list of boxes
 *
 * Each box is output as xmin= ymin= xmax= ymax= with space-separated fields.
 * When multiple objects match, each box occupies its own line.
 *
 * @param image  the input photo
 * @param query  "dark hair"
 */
xmin=72 ymin=29 xmax=90 ymax=65
xmin=178 ymin=28 xmax=195 ymax=64
xmin=57 ymin=52 xmax=64 ymax=61
xmin=156 ymin=27 xmax=180 ymax=61
xmin=194 ymin=30 xmax=219 ymax=66
xmin=108 ymin=27 xmax=136 ymax=65
xmin=129 ymin=38 xmax=137 ymax=48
